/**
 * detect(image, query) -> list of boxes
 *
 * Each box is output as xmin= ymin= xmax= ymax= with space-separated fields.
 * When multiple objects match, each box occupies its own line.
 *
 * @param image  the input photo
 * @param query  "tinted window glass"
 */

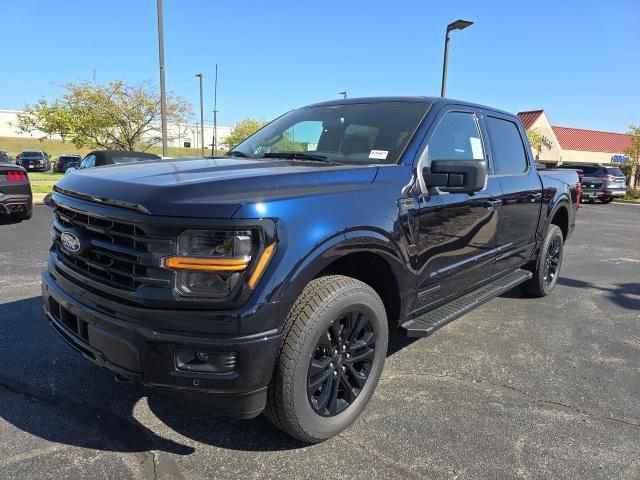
xmin=486 ymin=117 xmax=527 ymax=174
xmin=577 ymin=166 xmax=598 ymax=175
xmin=231 ymin=101 xmax=430 ymax=165
xmin=428 ymin=112 xmax=484 ymax=162
xmin=605 ymin=167 xmax=624 ymax=176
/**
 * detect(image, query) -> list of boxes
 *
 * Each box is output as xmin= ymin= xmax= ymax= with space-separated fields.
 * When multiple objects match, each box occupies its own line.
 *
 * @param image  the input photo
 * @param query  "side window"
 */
xmin=80 ymin=155 xmax=96 ymax=169
xmin=486 ymin=117 xmax=528 ymax=175
xmin=428 ymin=111 xmax=485 ymax=162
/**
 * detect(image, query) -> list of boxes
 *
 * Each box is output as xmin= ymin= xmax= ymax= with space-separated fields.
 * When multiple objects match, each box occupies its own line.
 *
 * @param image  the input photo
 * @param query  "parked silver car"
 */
xmin=564 ymin=164 xmax=627 ymax=203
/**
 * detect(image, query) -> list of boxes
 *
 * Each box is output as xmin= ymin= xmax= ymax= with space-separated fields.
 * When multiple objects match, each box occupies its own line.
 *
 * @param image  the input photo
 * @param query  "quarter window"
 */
xmin=428 ymin=112 xmax=485 ymax=162
xmin=486 ymin=117 xmax=528 ymax=174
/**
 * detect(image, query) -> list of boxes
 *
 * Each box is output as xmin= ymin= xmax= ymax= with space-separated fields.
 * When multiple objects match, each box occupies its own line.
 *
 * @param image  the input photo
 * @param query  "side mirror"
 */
xmin=422 ymin=159 xmax=487 ymax=193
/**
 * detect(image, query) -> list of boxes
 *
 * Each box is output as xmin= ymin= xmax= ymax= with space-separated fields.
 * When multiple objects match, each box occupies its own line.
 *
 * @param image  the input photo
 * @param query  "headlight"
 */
xmin=163 ymin=229 xmax=275 ymax=299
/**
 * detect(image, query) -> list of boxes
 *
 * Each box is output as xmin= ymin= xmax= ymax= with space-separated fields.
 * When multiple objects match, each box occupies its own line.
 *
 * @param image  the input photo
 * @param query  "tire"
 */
xmin=521 ymin=224 xmax=563 ymax=298
xmin=601 ymin=197 xmax=613 ymax=203
xmin=265 ymin=275 xmax=388 ymax=443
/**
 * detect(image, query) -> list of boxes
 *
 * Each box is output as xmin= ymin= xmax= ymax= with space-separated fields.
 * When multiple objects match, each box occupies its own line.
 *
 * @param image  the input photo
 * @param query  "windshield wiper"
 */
xmin=226 ymin=150 xmax=250 ymax=158
xmin=264 ymin=152 xmax=330 ymax=162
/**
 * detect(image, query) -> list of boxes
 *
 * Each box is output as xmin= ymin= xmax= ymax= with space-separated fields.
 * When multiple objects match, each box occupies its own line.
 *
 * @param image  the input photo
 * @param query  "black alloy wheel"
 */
xmin=543 ymin=234 xmax=562 ymax=286
xmin=307 ymin=310 xmax=375 ymax=417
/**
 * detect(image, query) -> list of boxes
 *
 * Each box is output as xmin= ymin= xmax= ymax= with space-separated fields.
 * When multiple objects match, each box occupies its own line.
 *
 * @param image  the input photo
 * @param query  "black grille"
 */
xmin=52 ymin=204 xmax=173 ymax=291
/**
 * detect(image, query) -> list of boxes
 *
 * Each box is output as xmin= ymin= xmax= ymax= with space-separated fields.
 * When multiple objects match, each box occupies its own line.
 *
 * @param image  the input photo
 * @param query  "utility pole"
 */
xmin=212 ymin=64 xmax=218 ymax=157
xmin=196 ymin=73 xmax=204 ymax=157
xmin=156 ymin=0 xmax=168 ymax=156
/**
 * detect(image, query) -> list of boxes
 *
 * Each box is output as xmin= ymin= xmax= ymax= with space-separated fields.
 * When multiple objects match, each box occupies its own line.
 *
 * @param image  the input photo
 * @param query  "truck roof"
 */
xmin=305 ymin=96 xmax=515 ymax=118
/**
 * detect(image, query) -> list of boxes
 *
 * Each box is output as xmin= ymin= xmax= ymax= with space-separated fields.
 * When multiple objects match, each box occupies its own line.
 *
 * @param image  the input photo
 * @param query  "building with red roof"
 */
xmin=517 ymin=110 xmax=632 ymax=166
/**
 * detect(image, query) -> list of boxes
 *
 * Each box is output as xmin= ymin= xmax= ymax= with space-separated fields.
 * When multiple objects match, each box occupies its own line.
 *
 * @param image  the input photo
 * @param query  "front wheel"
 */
xmin=522 ymin=224 xmax=564 ymax=297
xmin=265 ymin=275 xmax=388 ymax=443
xmin=601 ymin=197 xmax=613 ymax=203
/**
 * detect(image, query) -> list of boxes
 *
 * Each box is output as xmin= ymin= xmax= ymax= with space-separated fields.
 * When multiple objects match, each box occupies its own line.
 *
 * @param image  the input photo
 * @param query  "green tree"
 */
xmin=15 ymin=79 xmax=192 ymax=151
xmin=527 ymin=129 xmax=553 ymax=160
xmin=624 ymin=125 xmax=640 ymax=189
xmin=223 ymin=119 xmax=268 ymax=149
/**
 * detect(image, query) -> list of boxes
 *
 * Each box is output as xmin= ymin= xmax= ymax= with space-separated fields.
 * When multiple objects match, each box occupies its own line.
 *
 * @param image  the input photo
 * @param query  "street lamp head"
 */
xmin=195 ymin=73 xmax=203 ymax=78
xmin=447 ymin=19 xmax=473 ymax=32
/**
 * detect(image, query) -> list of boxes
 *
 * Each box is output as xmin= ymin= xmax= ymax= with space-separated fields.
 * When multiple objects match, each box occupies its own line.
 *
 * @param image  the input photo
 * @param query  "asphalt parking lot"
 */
xmin=1 ymin=203 xmax=638 ymax=480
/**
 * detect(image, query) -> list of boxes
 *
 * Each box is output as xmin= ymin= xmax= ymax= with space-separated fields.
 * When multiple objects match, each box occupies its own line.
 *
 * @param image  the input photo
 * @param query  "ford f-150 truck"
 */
xmin=42 ymin=97 xmax=578 ymax=442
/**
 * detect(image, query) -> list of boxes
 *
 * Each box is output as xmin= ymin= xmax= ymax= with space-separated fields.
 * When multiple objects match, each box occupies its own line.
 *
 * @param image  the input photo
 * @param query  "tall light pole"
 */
xmin=156 ymin=0 xmax=168 ymax=156
xmin=441 ymin=19 xmax=473 ymax=97
xmin=212 ymin=64 xmax=218 ymax=157
xmin=339 ymin=91 xmax=347 ymax=99
xmin=196 ymin=73 xmax=204 ymax=157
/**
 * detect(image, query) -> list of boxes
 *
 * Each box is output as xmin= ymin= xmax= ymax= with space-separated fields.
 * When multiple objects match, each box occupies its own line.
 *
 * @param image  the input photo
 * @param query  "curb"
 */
xmin=33 ymin=192 xmax=47 ymax=205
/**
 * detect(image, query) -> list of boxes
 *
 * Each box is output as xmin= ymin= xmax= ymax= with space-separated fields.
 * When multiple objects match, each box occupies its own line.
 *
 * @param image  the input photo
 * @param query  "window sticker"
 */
xmin=469 ymin=137 xmax=484 ymax=160
xmin=369 ymin=150 xmax=388 ymax=160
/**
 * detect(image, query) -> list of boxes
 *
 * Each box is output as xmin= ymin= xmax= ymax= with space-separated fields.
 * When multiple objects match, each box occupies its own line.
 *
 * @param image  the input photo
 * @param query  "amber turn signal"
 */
xmin=247 ymin=243 xmax=276 ymax=289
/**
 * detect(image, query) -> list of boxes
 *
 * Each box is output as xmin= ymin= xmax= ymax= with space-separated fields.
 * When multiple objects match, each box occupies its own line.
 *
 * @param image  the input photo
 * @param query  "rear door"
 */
xmin=483 ymin=113 xmax=542 ymax=277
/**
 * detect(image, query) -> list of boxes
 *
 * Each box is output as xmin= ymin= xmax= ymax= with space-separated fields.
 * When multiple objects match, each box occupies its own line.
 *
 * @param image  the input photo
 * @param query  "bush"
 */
xmin=625 ymin=188 xmax=640 ymax=200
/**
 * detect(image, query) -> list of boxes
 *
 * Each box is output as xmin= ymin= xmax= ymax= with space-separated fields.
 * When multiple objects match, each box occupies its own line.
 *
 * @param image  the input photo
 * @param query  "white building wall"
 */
xmin=0 ymin=109 xmax=231 ymax=151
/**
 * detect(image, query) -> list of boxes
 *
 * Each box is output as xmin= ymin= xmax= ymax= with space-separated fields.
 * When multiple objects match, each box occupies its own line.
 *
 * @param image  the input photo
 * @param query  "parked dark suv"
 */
xmin=17 ymin=151 xmax=51 ymax=172
xmin=53 ymin=154 xmax=82 ymax=173
xmin=43 ymin=97 xmax=578 ymax=442
xmin=18 ymin=151 xmax=50 ymax=172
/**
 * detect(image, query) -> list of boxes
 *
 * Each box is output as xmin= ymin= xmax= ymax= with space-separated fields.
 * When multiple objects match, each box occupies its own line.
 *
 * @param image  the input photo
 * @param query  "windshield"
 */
xmin=229 ymin=101 xmax=430 ymax=165
xmin=22 ymin=151 xmax=44 ymax=158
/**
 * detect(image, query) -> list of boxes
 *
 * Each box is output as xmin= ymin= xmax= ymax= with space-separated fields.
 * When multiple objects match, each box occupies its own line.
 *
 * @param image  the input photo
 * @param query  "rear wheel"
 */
xmin=522 ymin=224 xmax=563 ymax=297
xmin=265 ymin=275 xmax=388 ymax=443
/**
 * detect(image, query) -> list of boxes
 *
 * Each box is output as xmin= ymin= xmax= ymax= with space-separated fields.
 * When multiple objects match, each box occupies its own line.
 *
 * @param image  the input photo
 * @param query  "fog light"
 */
xmin=175 ymin=350 xmax=237 ymax=374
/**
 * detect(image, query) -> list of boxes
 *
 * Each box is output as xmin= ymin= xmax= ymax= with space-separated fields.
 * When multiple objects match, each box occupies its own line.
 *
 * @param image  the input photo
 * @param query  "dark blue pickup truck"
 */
xmin=42 ymin=97 xmax=578 ymax=442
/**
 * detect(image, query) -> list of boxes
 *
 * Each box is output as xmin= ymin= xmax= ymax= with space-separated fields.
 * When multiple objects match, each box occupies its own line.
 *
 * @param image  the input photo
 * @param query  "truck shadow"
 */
xmin=1 ymin=296 xmax=419 ymax=455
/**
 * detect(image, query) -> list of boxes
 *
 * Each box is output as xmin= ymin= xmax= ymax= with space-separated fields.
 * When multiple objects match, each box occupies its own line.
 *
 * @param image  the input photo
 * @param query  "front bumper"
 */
xmin=42 ymin=270 xmax=286 ymax=418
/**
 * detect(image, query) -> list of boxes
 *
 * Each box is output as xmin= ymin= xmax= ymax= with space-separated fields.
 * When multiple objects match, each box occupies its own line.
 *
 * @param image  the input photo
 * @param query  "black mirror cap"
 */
xmin=423 ymin=159 xmax=487 ymax=194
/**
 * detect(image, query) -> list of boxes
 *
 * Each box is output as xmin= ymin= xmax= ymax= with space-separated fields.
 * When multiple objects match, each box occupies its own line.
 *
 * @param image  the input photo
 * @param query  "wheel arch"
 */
xmin=273 ymin=229 xmax=411 ymax=329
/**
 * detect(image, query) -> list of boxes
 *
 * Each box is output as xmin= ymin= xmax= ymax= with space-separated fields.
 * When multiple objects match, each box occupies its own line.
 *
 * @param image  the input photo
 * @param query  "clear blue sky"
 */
xmin=1 ymin=0 xmax=638 ymax=132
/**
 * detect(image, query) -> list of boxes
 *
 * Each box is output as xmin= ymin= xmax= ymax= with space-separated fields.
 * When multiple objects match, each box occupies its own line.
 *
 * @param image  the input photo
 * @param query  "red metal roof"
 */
xmin=517 ymin=110 xmax=544 ymax=130
xmin=551 ymin=126 xmax=632 ymax=153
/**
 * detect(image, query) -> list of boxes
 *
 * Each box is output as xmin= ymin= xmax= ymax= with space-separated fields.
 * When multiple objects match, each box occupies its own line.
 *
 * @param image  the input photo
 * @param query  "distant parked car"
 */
xmin=560 ymin=164 xmax=627 ymax=203
xmin=53 ymin=154 xmax=82 ymax=173
xmin=17 ymin=151 xmax=50 ymax=172
xmin=66 ymin=150 xmax=161 ymax=174
xmin=0 ymin=150 xmax=11 ymax=164
xmin=0 ymin=164 xmax=32 ymax=221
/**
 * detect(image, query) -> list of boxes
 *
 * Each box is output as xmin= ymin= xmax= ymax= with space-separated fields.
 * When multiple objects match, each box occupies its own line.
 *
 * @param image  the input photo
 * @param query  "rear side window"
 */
xmin=486 ymin=117 xmax=528 ymax=175
xmin=605 ymin=167 xmax=624 ymax=176
xmin=579 ymin=166 xmax=599 ymax=175
xmin=428 ymin=111 xmax=485 ymax=162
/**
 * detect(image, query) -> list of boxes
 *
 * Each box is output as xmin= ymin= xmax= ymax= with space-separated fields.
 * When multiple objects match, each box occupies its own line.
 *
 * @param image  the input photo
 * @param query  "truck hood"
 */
xmin=55 ymin=157 xmax=378 ymax=218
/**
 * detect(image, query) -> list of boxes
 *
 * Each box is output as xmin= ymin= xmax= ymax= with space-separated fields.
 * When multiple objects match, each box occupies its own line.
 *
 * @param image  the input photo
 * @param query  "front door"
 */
xmin=412 ymin=109 xmax=501 ymax=312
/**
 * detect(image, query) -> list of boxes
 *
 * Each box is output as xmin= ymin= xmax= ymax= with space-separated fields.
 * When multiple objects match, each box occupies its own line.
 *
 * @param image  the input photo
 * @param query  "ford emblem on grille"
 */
xmin=61 ymin=231 xmax=81 ymax=253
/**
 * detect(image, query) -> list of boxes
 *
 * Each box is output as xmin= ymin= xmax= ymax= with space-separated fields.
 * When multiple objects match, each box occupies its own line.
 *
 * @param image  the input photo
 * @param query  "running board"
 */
xmin=402 ymin=269 xmax=533 ymax=338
